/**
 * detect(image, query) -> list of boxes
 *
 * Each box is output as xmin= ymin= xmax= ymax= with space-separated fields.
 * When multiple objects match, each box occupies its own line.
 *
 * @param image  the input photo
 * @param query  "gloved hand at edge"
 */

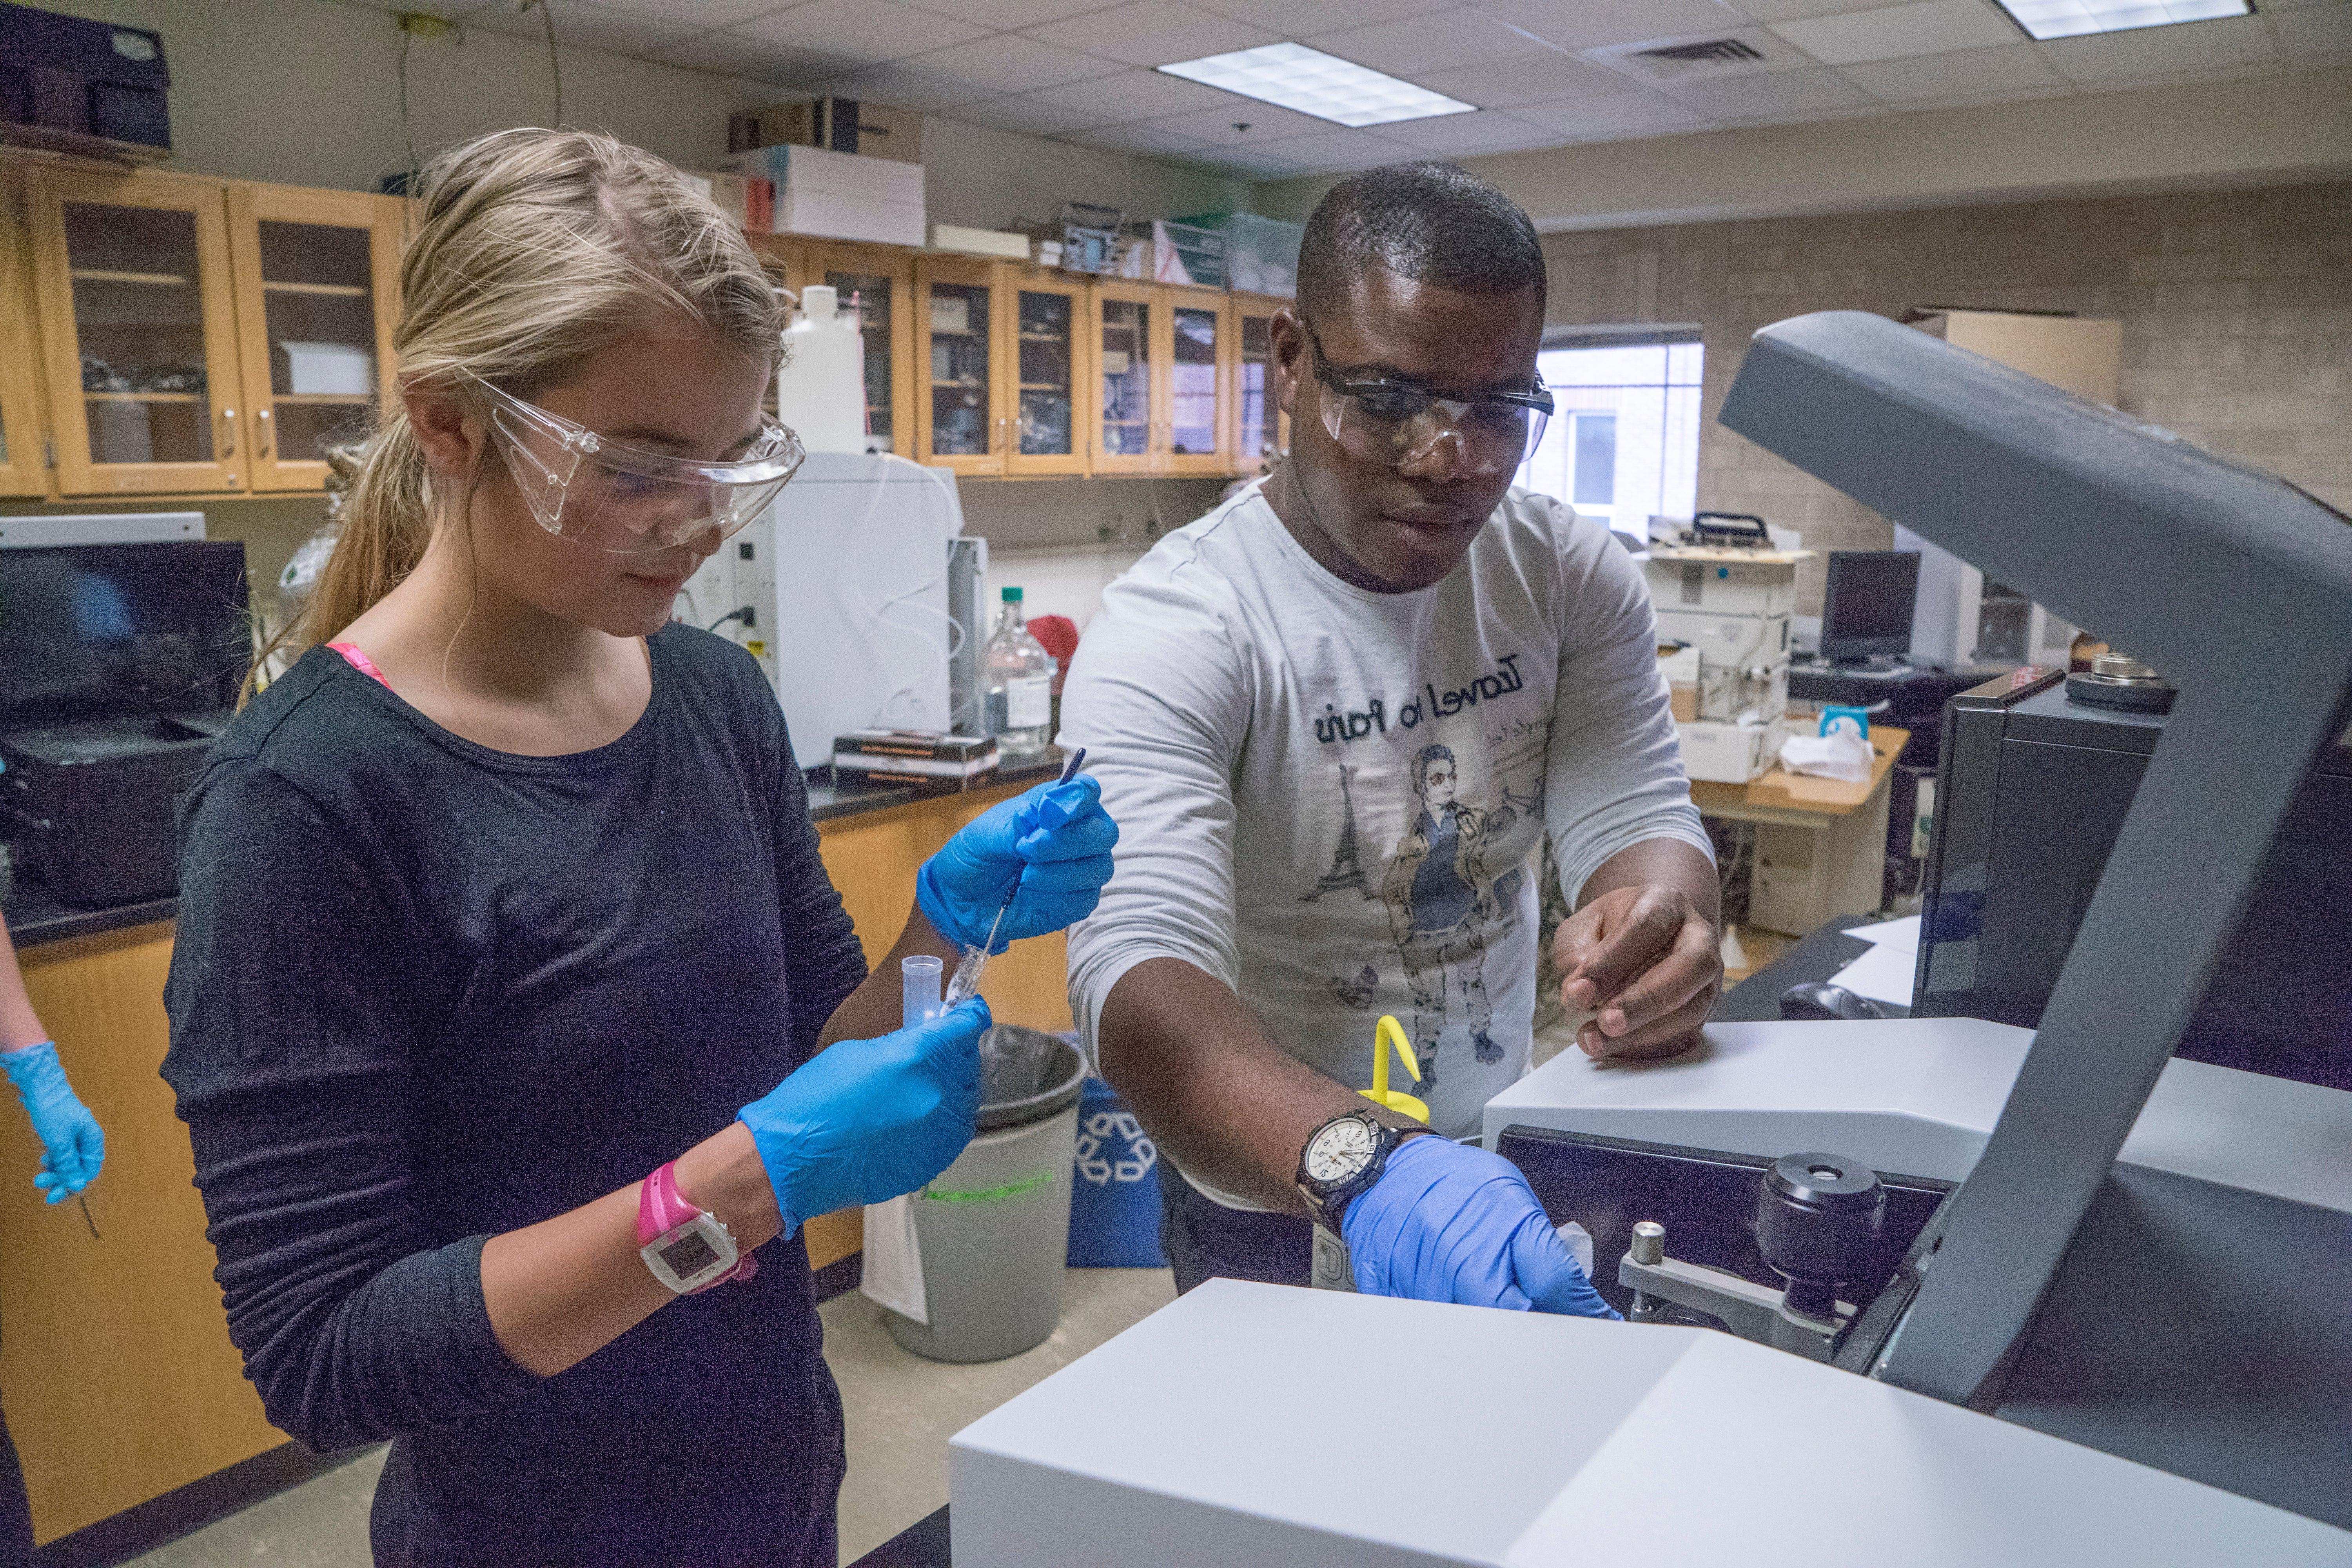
xmin=1340 ymin=1133 xmax=1618 ymax=1318
xmin=916 ymin=773 xmax=1118 ymax=953
xmin=738 ymin=997 xmax=989 ymax=1236
xmin=2 ymin=1041 xmax=105 ymax=1203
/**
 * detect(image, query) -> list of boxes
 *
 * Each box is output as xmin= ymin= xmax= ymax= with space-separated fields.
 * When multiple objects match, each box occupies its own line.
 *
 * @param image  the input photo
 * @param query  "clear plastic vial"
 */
xmin=981 ymin=585 xmax=1055 ymax=759
xmin=901 ymin=954 xmax=944 ymax=1027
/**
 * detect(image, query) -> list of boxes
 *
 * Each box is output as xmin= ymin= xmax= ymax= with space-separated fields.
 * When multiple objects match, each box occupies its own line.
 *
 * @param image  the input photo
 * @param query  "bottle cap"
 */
xmin=1002 ymin=586 xmax=1023 ymax=602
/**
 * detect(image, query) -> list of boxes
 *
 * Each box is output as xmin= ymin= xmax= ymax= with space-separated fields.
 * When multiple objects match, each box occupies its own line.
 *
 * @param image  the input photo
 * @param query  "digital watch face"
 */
xmin=642 ymin=1214 xmax=737 ymax=1293
xmin=1306 ymin=1118 xmax=1379 ymax=1185
xmin=661 ymin=1229 xmax=721 ymax=1278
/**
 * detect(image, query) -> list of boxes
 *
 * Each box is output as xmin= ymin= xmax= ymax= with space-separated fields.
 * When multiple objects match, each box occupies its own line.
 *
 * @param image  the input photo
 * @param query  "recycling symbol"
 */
xmin=1074 ymin=1109 xmax=1157 ymax=1185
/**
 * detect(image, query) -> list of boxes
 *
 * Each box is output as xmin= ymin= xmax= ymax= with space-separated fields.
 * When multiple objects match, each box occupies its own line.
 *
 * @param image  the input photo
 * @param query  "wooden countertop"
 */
xmin=1689 ymin=726 xmax=1907 ymax=818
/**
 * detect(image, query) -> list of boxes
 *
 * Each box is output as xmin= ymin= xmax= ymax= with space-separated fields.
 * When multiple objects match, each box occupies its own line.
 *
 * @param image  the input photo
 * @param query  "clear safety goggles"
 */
xmin=1302 ymin=316 xmax=1552 ymax=477
xmin=469 ymin=376 xmax=804 ymax=554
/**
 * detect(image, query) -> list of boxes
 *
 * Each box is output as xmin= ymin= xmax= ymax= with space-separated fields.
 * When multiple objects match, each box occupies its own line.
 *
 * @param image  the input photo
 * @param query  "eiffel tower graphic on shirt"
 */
xmin=1301 ymin=764 xmax=1376 ymax=901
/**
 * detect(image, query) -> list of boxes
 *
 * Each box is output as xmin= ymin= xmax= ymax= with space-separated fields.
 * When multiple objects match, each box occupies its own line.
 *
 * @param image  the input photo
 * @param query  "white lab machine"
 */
xmin=679 ymin=452 xmax=962 ymax=769
xmin=1644 ymin=544 xmax=1811 ymax=782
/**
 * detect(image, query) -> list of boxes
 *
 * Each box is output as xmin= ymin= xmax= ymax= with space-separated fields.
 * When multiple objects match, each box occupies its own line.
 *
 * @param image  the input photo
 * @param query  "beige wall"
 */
xmin=1540 ymin=177 xmax=2352 ymax=614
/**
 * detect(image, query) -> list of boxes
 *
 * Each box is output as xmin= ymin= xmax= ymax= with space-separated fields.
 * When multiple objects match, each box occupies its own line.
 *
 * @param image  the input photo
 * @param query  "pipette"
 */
xmin=943 ymin=747 xmax=1085 ymax=1008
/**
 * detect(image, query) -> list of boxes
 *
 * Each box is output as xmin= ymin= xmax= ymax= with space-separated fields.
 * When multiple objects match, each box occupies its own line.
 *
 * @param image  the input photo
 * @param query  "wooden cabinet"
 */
xmin=1090 ymin=281 xmax=1234 ymax=476
xmin=914 ymin=256 xmax=1004 ymax=477
xmin=9 ymin=162 xmax=401 ymax=500
xmin=1163 ymin=285 xmax=1229 ymax=475
xmin=0 ymin=183 xmax=46 ymax=497
xmin=1004 ymin=268 xmax=1089 ymax=478
xmin=22 ymin=165 xmax=249 ymax=496
xmin=1089 ymin=279 xmax=1156 ymax=477
xmin=226 ymin=183 xmax=403 ymax=492
xmin=806 ymin=241 xmax=914 ymax=460
xmin=1229 ymin=292 xmax=1289 ymax=478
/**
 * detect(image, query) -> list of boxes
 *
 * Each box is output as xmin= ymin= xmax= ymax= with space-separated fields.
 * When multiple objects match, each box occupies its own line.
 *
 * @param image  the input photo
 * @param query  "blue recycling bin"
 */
xmin=1067 ymin=1076 xmax=1166 ymax=1267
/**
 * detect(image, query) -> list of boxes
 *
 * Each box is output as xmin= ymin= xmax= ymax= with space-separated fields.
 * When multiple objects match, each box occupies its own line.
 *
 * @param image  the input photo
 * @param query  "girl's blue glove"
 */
xmin=738 ymin=998 xmax=990 ymax=1236
xmin=1340 ymin=1134 xmax=1618 ymax=1318
xmin=2 ymin=1042 xmax=105 ymax=1202
xmin=916 ymin=774 xmax=1118 ymax=953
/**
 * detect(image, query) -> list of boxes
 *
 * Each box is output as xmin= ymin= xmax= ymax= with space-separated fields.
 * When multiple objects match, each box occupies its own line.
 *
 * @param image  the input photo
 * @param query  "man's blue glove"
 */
xmin=739 ymin=998 xmax=990 ymax=1236
xmin=1340 ymin=1134 xmax=1618 ymax=1318
xmin=916 ymin=773 xmax=1118 ymax=953
xmin=2 ymin=1042 xmax=105 ymax=1203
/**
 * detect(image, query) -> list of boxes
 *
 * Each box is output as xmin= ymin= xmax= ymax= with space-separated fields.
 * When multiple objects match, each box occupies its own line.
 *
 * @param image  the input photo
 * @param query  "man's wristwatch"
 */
xmin=636 ymin=1160 xmax=757 ymax=1296
xmin=1296 ymin=1109 xmax=1424 ymax=1233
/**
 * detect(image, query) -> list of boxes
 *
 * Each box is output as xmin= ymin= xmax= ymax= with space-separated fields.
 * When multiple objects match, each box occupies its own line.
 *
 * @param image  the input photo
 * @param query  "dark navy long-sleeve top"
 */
xmin=162 ymin=627 xmax=868 ymax=1566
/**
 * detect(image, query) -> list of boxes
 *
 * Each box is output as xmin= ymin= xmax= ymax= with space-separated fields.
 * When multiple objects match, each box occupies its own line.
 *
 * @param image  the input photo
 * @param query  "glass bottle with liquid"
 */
xmin=982 ymin=586 xmax=1055 ymax=759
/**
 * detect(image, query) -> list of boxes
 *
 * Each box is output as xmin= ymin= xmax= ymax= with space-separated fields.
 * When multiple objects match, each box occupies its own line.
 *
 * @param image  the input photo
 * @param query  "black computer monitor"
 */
xmin=0 ymin=541 xmax=250 ymax=727
xmin=1820 ymin=550 xmax=1920 ymax=665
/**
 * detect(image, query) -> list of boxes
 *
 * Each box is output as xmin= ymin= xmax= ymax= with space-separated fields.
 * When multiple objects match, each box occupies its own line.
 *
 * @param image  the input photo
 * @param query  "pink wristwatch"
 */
xmin=636 ymin=1161 xmax=757 ymax=1295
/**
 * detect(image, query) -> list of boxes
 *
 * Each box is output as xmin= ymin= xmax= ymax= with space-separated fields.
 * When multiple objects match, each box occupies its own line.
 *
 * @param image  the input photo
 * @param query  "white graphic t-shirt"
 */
xmin=1061 ymin=483 xmax=1711 ymax=1210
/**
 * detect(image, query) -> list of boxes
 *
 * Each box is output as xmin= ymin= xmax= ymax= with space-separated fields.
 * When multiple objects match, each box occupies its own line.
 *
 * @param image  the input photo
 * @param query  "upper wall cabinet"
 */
xmin=806 ymin=241 xmax=913 ymax=460
xmin=0 ymin=186 xmax=47 ymax=497
xmin=11 ymin=163 xmax=403 ymax=499
xmin=1229 ymin=292 xmax=1289 ymax=479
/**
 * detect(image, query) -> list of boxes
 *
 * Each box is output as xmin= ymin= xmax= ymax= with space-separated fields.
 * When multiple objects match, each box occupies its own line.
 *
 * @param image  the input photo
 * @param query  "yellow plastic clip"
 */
xmin=1359 ymin=1014 xmax=1430 ymax=1125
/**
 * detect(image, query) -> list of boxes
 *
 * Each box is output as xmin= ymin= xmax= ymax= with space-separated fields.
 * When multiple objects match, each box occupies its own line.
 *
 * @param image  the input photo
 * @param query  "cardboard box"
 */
xmin=1676 ymin=716 xmax=1785 ymax=784
xmin=1905 ymin=308 xmax=2120 ymax=405
xmin=731 ymin=98 xmax=924 ymax=165
xmin=931 ymin=224 xmax=1028 ymax=259
xmin=700 ymin=171 xmax=749 ymax=227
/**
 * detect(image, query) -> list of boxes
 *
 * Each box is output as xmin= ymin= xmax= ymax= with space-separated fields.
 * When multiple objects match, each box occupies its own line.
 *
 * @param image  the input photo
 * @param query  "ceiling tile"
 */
xmin=2270 ymin=3 xmax=2352 ymax=55
xmin=899 ymin=32 xmax=1129 ymax=90
xmin=1060 ymin=120 xmax=1214 ymax=152
xmin=1412 ymin=52 xmax=1628 ymax=105
xmin=1661 ymin=64 xmax=1875 ymax=114
xmin=462 ymin=0 xmax=704 ymax=56
xmin=1769 ymin=0 xmax=2020 ymax=64
xmin=1837 ymin=40 xmax=2061 ymax=96
xmin=1030 ymin=68 xmax=1246 ymax=117
xmin=1510 ymin=89 xmax=1714 ymax=135
xmin=735 ymin=0 xmax=992 ymax=64
xmin=939 ymin=95 xmax=1117 ymax=133
xmin=805 ymin=60 xmax=1004 ymax=108
xmin=1731 ymin=0 xmax=1897 ymax=18
xmin=1175 ymin=145 xmax=1308 ymax=176
xmin=1140 ymin=100 xmax=1333 ymax=140
xmin=1234 ymin=126 xmax=1421 ymax=170
xmin=650 ymin=29 xmax=859 ymax=83
xmin=901 ymin=0 xmax=1120 ymax=22
xmin=1191 ymin=0 xmax=1451 ymax=29
xmin=2036 ymin=13 xmax=2278 ymax=79
xmin=1310 ymin=8 xmax=1552 ymax=74
xmin=1472 ymin=0 xmax=1759 ymax=52
xmin=593 ymin=0 xmax=791 ymax=28
xmin=1372 ymin=108 xmax=1559 ymax=151
xmin=1025 ymin=1 xmax=1279 ymax=67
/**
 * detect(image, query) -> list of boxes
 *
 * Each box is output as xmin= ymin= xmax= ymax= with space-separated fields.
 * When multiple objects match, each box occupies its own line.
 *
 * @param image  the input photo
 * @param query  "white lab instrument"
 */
xmin=774 ymin=284 xmax=867 ymax=456
xmin=1647 ymin=545 xmax=1808 ymax=779
xmin=679 ymin=452 xmax=962 ymax=770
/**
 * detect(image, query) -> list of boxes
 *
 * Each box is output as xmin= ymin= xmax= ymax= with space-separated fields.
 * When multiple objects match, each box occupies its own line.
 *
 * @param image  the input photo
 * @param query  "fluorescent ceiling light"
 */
xmin=1992 ymin=0 xmax=2252 ymax=41
xmin=1159 ymin=43 xmax=1474 ymax=129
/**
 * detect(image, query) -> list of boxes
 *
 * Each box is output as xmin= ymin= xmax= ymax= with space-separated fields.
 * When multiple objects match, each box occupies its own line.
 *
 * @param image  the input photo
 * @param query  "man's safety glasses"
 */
xmin=1301 ymin=316 xmax=1552 ymax=477
xmin=469 ymin=377 xmax=805 ymax=555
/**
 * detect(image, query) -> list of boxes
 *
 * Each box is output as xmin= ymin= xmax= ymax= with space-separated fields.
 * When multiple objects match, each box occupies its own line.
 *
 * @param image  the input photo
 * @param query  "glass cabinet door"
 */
xmin=0 ymin=220 xmax=45 ymax=496
xmin=1007 ymin=275 xmax=1086 ymax=476
xmin=916 ymin=260 xmax=1001 ymax=475
xmin=1093 ymin=283 xmax=1155 ymax=474
xmin=229 ymin=186 xmax=401 ymax=492
xmin=1165 ymin=292 xmax=1227 ymax=475
xmin=24 ymin=168 xmax=246 ymax=494
xmin=1232 ymin=298 xmax=1283 ymax=476
xmin=814 ymin=245 xmax=911 ymax=456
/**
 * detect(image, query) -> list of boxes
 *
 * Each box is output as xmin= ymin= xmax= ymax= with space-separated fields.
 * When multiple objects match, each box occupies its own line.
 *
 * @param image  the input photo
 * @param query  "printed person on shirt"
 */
xmin=1060 ymin=162 xmax=1722 ymax=1308
xmin=1380 ymin=744 xmax=1500 ymax=1080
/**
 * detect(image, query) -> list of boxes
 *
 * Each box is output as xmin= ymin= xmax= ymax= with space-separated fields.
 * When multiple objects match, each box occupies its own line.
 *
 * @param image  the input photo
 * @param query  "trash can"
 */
xmin=882 ymin=1025 xmax=1085 ymax=1363
xmin=1068 ymin=1076 xmax=1166 ymax=1267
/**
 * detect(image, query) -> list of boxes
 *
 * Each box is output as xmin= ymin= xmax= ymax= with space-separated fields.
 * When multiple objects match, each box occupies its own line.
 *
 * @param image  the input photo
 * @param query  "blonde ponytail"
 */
xmin=247 ymin=128 xmax=784 ymax=700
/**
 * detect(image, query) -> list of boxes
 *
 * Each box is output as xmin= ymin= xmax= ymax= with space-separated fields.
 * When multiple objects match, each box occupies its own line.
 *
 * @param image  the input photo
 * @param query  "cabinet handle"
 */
xmin=256 ymin=407 xmax=272 ymax=458
xmin=220 ymin=407 xmax=236 ymax=459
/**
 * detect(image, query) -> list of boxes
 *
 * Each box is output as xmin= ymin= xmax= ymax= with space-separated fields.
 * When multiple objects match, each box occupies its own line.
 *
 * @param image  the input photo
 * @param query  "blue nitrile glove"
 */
xmin=916 ymin=773 xmax=1118 ymax=953
xmin=738 ymin=997 xmax=990 ymax=1236
xmin=1341 ymin=1134 xmax=1619 ymax=1318
xmin=2 ymin=1042 xmax=105 ymax=1203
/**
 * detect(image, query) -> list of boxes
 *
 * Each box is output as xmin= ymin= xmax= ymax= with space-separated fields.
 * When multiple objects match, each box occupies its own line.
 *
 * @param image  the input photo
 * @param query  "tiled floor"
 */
xmin=120 ymin=1268 xmax=1176 ymax=1568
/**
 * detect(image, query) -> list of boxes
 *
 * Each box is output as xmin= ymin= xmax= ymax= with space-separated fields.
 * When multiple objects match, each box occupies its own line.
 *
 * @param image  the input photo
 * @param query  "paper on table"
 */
xmin=1829 ymin=942 xmax=1918 ymax=1007
xmin=860 ymin=1195 xmax=927 ymax=1325
xmin=1846 ymin=914 xmax=1920 ymax=952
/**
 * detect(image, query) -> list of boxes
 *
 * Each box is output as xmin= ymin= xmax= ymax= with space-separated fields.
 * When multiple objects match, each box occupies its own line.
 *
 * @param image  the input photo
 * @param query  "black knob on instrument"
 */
xmin=1756 ymin=1152 xmax=1885 ymax=1320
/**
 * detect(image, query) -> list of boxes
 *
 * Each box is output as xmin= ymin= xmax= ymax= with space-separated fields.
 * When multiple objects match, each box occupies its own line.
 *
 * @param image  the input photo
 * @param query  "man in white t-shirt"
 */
xmin=1060 ymin=163 xmax=1720 ymax=1312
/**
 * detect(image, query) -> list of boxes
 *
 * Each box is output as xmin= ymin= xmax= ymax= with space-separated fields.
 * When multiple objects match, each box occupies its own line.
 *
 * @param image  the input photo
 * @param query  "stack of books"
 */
xmin=831 ymin=731 xmax=1000 ymax=793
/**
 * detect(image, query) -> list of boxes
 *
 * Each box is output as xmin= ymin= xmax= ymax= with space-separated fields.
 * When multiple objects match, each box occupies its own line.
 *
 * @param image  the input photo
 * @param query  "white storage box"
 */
xmin=1677 ymin=715 xmax=1785 ymax=784
xmin=726 ymin=144 xmax=926 ymax=245
xmin=783 ymin=185 xmax=923 ymax=247
xmin=275 ymin=341 xmax=373 ymax=397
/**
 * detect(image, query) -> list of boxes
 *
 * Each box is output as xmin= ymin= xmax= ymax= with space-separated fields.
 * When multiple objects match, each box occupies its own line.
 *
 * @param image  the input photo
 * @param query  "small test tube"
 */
xmin=901 ymin=954 xmax=944 ymax=1027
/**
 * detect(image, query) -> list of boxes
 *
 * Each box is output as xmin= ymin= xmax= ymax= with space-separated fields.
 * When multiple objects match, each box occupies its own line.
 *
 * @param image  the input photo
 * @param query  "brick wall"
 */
xmin=1542 ymin=178 xmax=2352 ymax=613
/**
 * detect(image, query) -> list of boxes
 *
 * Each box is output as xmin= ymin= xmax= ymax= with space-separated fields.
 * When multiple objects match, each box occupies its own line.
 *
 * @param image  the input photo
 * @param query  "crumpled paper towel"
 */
xmin=1779 ymin=730 xmax=1874 ymax=782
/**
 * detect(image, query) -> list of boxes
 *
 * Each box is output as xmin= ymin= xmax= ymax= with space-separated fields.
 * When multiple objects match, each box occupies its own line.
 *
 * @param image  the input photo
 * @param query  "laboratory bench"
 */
xmin=0 ymin=758 xmax=1077 ymax=1561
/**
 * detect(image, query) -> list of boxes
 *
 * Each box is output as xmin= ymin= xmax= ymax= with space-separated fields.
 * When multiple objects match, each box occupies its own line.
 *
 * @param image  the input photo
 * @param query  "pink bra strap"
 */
xmin=326 ymin=641 xmax=393 ymax=691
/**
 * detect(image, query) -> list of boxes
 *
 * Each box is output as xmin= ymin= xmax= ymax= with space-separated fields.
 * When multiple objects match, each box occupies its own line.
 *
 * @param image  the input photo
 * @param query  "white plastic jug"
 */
xmin=775 ymin=284 xmax=867 ymax=455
